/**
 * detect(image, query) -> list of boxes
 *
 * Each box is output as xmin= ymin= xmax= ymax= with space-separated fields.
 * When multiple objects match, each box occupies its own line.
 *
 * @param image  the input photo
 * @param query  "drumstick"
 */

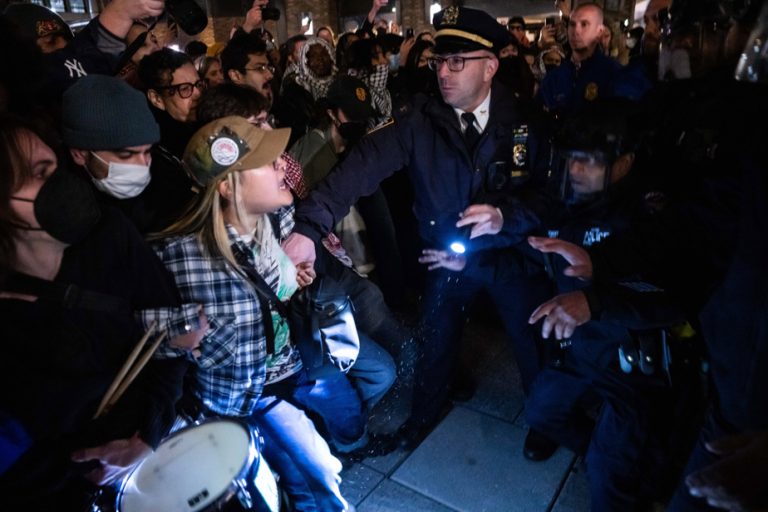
xmin=93 ymin=320 xmax=157 ymax=419
xmin=103 ymin=330 xmax=169 ymax=416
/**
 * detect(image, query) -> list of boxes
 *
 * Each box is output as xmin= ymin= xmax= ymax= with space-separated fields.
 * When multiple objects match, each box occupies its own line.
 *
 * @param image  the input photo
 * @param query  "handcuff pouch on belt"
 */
xmin=619 ymin=329 xmax=673 ymax=386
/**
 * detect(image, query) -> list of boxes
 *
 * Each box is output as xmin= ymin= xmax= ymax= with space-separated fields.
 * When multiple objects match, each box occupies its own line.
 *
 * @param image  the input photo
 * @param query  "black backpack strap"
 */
xmin=230 ymin=244 xmax=288 ymax=355
xmin=2 ymin=271 xmax=129 ymax=314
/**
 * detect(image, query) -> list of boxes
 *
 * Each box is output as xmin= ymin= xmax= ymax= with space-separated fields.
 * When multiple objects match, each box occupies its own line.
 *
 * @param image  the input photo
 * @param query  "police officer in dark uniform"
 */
xmin=282 ymin=6 xmax=553 ymax=457
xmin=527 ymin=2 xmax=768 ymax=509
xmin=525 ymin=99 xmax=687 ymax=510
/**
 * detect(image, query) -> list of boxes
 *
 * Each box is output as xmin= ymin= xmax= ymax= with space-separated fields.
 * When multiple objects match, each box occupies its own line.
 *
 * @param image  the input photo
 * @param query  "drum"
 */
xmin=115 ymin=418 xmax=280 ymax=512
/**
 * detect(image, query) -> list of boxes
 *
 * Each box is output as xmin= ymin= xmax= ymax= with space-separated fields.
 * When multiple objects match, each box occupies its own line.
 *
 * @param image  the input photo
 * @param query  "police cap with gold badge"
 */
xmin=432 ymin=5 xmax=511 ymax=56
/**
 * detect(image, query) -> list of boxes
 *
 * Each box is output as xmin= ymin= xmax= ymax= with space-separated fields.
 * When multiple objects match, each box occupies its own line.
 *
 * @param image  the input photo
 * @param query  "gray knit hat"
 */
xmin=61 ymin=75 xmax=160 ymax=150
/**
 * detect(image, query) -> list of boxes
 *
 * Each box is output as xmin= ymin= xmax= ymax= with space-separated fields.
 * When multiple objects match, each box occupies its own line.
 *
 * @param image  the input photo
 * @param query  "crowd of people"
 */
xmin=0 ymin=0 xmax=767 ymax=510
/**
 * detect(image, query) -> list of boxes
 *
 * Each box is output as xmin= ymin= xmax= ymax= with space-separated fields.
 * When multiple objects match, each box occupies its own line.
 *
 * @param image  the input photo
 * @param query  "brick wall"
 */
xmin=203 ymin=17 xmax=281 ymax=44
xmin=398 ymin=0 xmax=438 ymax=35
xmin=284 ymin=0 xmax=337 ymax=37
xmin=197 ymin=0 xmax=446 ymax=46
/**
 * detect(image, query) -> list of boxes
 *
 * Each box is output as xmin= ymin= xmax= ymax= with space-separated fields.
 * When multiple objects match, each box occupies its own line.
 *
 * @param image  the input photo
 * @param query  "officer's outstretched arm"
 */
xmin=528 ymin=236 xmax=593 ymax=279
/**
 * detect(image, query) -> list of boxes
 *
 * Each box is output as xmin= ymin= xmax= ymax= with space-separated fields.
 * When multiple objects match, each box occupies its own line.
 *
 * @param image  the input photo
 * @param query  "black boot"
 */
xmin=523 ymin=429 xmax=558 ymax=461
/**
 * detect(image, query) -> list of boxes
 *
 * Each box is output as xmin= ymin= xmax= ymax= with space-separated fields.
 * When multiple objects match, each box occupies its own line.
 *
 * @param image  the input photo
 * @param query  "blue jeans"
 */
xmin=348 ymin=332 xmax=396 ymax=411
xmin=252 ymin=393 xmax=349 ymax=512
xmin=266 ymin=369 xmax=366 ymax=452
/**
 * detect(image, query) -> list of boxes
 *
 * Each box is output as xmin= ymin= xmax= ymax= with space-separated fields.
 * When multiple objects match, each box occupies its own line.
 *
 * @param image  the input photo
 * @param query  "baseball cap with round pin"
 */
xmin=183 ymin=116 xmax=290 ymax=188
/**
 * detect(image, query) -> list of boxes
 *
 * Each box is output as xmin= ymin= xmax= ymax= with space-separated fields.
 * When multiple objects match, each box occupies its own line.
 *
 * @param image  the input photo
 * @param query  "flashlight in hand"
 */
xmin=448 ymin=224 xmax=473 ymax=255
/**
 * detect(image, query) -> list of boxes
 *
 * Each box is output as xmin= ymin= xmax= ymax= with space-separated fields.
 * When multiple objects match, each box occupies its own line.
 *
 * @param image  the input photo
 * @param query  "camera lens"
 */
xmin=261 ymin=7 xmax=281 ymax=21
xmin=165 ymin=0 xmax=208 ymax=35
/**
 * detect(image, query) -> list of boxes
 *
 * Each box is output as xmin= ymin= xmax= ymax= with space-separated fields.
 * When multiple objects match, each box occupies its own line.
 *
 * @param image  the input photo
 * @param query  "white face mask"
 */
xmin=388 ymin=53 xmax=400 ymax=72
xmin=88 ymin=152 xmax=151 ymax=199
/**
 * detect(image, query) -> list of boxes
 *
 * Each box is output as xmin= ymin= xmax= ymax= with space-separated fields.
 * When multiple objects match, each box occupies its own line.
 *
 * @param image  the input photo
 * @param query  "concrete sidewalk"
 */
xmin=339 ymin=319 xmax=591 ymax=511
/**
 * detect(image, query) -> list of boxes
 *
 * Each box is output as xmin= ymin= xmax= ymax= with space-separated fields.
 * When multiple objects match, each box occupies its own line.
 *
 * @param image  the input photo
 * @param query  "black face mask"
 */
xmin=11 ymin=166 xmax=101 ymax=244
xmin=337 ymin=121 xmax=367 ymax=146
xmin=544 ymin=64 xmax=559 ymax=74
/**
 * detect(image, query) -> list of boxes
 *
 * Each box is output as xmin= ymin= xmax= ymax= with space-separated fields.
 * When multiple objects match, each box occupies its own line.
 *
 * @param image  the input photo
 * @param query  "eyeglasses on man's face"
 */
xmin=244 ymin=64 xmax=276 ymax=74
xmin=159 ymin=79 xmax=206 ymax=98
xmin=427 ymin=55 xmax=490 ymax=72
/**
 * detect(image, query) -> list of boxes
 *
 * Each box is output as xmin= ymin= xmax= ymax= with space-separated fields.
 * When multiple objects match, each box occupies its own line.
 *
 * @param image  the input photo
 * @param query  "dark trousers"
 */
xmin=666 ymin=410 xmax=732 ymax=512
xmin=526 ymin=356 xmax=670 ymax=511
xmin=409 ymin=263 xmax=549 ymax=429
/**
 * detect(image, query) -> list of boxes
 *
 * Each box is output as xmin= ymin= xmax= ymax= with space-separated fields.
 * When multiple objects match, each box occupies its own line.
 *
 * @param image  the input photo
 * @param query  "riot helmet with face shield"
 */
xmin=551 ymin=99 xmax=640 ymax=206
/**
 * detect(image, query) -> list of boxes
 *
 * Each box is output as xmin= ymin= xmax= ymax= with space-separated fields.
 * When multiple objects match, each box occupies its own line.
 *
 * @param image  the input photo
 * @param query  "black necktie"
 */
xmin=461 ymin=112 xmax=480 ymax=150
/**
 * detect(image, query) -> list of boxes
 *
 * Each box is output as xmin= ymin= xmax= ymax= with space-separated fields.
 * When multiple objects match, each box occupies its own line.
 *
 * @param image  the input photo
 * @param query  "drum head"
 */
xmin=118 ymin=420 xmax=253 ymax=512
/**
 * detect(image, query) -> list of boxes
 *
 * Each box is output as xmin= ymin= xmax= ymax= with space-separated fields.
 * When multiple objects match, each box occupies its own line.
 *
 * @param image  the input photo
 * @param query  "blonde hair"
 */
xmin=151 ymin=170 xmax=274 ymax=273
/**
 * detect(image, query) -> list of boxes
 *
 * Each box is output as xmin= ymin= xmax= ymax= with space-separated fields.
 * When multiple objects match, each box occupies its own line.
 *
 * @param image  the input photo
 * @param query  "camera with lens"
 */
xmin=261 ymin=6 xmax=281 ymax=21
xmin=241 ymin=1 xmax=280 ymax=21
xmin=165 ymin=0 xmax=208 ymax=36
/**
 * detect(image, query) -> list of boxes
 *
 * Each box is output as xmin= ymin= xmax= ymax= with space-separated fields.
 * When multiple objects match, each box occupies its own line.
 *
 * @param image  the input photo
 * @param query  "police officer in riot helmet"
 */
xmin=526 ymin=98 xmax=687 ymax=510
xmin=539 ymin=2 xmax=768 ymax=510
xmin=552 ymin=100 xmax=639 ymax=208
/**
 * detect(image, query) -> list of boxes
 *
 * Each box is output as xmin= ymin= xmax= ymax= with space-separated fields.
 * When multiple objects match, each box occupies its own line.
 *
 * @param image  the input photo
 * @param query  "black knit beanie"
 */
xmin=61 ymin=75 xmax=160 ymax=150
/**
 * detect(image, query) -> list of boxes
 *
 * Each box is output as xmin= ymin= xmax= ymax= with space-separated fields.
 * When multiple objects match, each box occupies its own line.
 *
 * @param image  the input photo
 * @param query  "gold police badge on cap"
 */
xmin=442 ymin=5 xmax=459 ymax=25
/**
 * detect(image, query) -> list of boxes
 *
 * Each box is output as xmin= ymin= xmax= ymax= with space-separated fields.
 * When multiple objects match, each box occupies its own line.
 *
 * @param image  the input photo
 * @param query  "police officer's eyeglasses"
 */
xmin=244 ymin=64 xmax=276 ymax=74
xmin=158 ymin=80 xmax=206 ymax=98
xmin=427 ymin=55 xmax=490 ymax=72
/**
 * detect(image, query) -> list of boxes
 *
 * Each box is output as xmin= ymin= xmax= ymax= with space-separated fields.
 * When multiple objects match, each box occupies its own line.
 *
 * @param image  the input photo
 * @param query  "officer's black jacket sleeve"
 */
xmin=494 ymin=186 xmax=551 ymax=245
xmin=583 ymin=280 xmax=687 ymax=331
xmin=292 ymin=119 xmax=411 ymax=242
